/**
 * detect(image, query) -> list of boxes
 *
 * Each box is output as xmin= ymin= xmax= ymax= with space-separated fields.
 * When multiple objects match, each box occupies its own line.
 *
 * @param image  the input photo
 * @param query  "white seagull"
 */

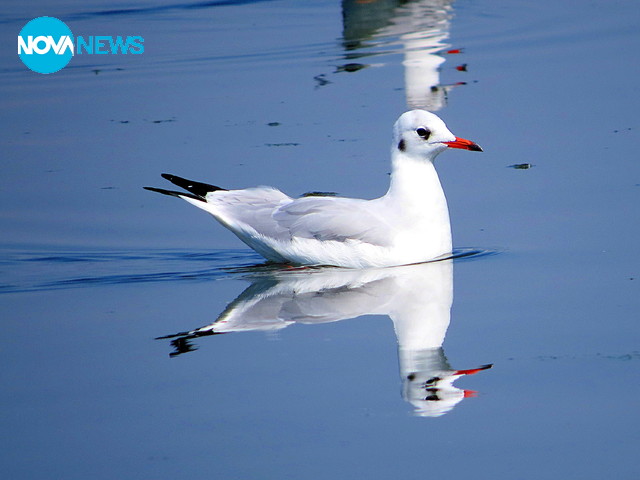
xmin=145 ymin=109 xmax=482 ymax=268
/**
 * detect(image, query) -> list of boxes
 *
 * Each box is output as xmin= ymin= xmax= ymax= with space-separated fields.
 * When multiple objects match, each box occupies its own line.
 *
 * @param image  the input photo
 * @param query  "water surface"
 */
xmin=1 ymin=1 xmax=639 ymax=479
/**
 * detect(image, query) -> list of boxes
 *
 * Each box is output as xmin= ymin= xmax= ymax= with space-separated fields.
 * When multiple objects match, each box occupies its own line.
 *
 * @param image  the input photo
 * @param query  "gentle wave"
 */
xmin=2 ymin=0 xmax=454 ymax=75
xmin=0 ymin=248 xmax=264 ymax=294
xmin=0 ymin=247 xmax=499 ymax=294
xmin=0 ymin=0 xmax=276 ymax=25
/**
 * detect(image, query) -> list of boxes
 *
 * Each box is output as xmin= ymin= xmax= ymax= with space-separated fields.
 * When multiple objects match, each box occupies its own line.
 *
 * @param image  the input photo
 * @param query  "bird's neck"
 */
xmin=383 ymin=151 xmax=452 ymax=255
xmin=385 ymin=151 xmax=448 ymax=209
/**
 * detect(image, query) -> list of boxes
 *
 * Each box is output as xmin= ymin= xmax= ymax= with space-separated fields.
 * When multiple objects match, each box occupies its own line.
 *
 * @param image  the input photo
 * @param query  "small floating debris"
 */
xmin=92 ymin=67 xmax=124 ymax=75
xmin=149 ymin=117 xmax=176 ymax=124
xmin=265 ymin=142 xmax=300 ymax=147
xmin=509 ymin=163 xmax=534 ymax=169
xmin=335 ymin=63 xmax=368 ymax=73
xmin=267 ymin=122 xmax=281 ymax=127
xmin=313 ymin=74 xmax=331 ymax=87
xmin=455 ymin=64 xmax=468 ymax=72
xmin=301 ymin=191 xmax=338 ymax=197
xmin=446 ymin=48 xmax=464 ymax=54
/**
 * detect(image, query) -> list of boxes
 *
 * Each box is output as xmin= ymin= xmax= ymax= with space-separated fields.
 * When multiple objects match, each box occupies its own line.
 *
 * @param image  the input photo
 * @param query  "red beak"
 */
xmin=444 ymin=137 xmax=483 ymax=152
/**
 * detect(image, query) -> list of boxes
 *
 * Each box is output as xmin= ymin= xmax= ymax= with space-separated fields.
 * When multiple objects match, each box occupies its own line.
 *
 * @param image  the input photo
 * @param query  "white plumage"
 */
xmin=145 ymin=109 xmax=482 ymax=268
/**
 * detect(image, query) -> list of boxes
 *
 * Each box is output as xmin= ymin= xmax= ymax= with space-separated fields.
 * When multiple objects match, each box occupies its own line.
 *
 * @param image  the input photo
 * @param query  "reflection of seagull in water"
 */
xmin=402 ymin=349 xmax=492 ymax=417
xmin=341 ymin=0 xmax=462 ymax=111
xmin=145 ymin=110 xmax=481 ymax=268
xmin=157 ymin=260 xmax=492 ymax=417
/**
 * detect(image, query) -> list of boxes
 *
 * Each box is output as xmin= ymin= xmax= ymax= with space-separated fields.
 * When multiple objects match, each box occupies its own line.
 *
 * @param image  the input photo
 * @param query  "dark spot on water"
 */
xmin=596 ymin=352 xmax=640 ymax=361
xmin=509 ymin=163 xmax=533 ymax=169
xmin=335 ymin=63 xmax=367 ymax=73
xmin=150 ymin=118 xmax=176 ymax=124
xmin=265 ymin=142 xmax=300 ymax=147
xmin=313 ymin=74 xmax=331 ymax=88
xmin=267 ymin=122 xmax=281 ymax=127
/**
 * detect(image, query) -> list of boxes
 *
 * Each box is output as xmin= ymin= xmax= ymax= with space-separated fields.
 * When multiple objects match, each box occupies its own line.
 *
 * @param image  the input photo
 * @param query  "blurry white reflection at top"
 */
xmin=341 ymin=0 xmax=462 ymax=111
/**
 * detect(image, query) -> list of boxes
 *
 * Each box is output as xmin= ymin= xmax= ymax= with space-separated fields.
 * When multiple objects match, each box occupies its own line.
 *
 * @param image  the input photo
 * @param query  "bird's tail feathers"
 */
xmin=161 ymin=173 xmax=226 ymax=198
xmin=143 ymin=186 xmax=203 ymax=202
xmin=144 ymin=173 xmax=227 ymax=202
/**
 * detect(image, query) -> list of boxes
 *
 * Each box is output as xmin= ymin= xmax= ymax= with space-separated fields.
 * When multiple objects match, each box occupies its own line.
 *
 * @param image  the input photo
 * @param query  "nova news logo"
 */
xmin=18 ymin=16 xmax=144 ymax=74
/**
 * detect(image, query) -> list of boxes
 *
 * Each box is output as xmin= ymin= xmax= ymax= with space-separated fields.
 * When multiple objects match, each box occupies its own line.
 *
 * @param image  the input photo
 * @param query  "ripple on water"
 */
xmin=0 ymin=246 xmax=500 ymax=294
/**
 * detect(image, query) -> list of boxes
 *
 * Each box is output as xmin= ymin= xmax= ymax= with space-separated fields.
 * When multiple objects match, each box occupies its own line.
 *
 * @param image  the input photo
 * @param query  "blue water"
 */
xmin=2 ymin=1 xmax=639 ymax=479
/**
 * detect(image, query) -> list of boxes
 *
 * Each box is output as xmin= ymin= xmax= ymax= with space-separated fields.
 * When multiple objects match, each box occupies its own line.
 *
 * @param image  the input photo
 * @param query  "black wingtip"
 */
xmin=161 ymin=173 xmax=226 ymax=197
xmin=160 ymin=173 xmax=177 ymax=182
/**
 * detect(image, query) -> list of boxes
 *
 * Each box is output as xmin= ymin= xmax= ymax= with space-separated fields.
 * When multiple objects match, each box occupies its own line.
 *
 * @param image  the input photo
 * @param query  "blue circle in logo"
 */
xmin=18 ymin=17 xmax=74 ymax=74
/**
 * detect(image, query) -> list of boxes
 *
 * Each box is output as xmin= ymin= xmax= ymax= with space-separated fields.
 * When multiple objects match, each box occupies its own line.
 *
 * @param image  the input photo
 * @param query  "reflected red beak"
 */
xmin=453 ymin=364 xmax=493 ymax=376
xmin=443 ymin=137 xmax=483 ymax=152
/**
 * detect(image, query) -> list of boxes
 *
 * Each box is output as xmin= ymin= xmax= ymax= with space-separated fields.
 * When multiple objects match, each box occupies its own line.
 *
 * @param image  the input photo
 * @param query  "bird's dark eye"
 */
xmin=416 ymin=127 xmax=431 ymax=139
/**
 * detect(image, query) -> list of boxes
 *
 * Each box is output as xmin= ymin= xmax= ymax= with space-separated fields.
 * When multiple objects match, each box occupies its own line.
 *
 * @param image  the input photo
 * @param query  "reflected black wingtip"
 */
xmin=143 ymin=186 xmax=203 ymax=202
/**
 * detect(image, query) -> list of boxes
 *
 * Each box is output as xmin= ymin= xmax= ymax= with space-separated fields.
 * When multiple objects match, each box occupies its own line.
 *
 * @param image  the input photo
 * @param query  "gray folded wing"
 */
xmin=273 ymin=196 xmax=394 ymax=246
xmin=206 ymin=189 xmax=394 ymax=247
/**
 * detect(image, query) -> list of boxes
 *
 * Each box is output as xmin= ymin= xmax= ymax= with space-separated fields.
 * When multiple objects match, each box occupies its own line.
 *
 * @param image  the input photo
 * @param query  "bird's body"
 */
xmin=145 ymin=110 xmax=481 ymax=268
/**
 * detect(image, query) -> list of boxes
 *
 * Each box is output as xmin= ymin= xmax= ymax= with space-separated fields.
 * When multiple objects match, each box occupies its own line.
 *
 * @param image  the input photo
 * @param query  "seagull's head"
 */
xmin=392 ymin=109 xmax=482 ymax=161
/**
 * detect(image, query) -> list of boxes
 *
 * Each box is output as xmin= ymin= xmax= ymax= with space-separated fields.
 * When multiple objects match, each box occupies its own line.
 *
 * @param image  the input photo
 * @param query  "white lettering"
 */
xmin=32 ymin=36 xmax=49 ymax=54
xmin=17 ymin=35 xmax=74 ymax=55
xmin=18 ymin=36 xmax=31 ymax=54
xmin=52 ymin=35 xmax=74 ymax=55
